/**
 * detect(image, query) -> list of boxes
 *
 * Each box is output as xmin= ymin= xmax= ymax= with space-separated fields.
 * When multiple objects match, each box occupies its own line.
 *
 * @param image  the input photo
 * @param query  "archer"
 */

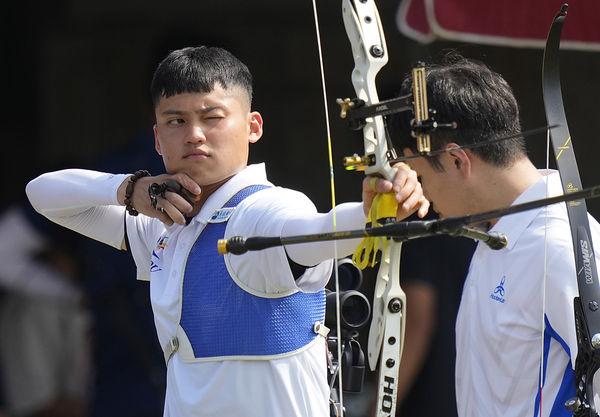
xmin=392 ymin=52 xmax=600 ymax=417
xmin=25 ymin=45 xmax=428 ymax=417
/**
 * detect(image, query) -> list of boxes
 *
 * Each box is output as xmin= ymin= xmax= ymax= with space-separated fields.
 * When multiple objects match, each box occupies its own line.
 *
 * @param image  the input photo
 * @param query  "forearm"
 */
xmin=27 ymin=169 xmax=128 ymax=215
xmin=26 ymin=169 xmax=130 ymax=249
xmin=282 ymin=202 xmax=367 ymax=266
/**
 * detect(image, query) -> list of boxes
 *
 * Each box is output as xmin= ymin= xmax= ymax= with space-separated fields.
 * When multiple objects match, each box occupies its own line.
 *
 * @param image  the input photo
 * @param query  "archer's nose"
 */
xmin=186 ymin=124 xmax=206 ymax=143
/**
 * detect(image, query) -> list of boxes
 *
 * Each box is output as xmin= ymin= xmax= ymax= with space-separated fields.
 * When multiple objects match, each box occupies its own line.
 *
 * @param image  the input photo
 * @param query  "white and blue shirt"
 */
xmin=26 ymin=163 xmax=368 ymax=417
xmin=456 ymin=170 xmax=600 ymax=417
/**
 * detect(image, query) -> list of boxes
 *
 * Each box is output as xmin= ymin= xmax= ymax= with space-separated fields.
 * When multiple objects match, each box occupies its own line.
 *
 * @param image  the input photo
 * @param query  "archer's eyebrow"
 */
xmin=159 ymin=106 xmax=225 ymax=116
xmin=160 ymin=109 xmax=184 ymax=116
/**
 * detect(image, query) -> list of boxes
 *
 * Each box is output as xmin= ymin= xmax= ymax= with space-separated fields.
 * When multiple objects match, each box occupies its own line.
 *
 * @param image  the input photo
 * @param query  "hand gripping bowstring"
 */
xmin=542 ymin=5 xmax=600 ymax=416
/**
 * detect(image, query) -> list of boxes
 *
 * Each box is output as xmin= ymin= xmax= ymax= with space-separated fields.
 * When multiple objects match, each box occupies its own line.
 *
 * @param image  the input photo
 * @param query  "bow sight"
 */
xmin=337 ymin=62 xmax=456 ymax=171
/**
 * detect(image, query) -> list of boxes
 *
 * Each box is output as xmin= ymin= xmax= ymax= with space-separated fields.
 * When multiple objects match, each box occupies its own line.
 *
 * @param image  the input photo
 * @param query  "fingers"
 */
xmin=366 ymin=176 xmax=393 ymax=194
xmin=416 ymin=197 xmax=430 ymax=218
xmin=153 ymin=190 xmax=194 ymax=226
xmin=170 ymin=173 xmax=201 ymax=197
xmin=387 ymin=163 xmax=427 ymax=218
xmin=389 ymin=162 xmax=415 ymax=195
xmin=127 ymin=172 xmax=200 ymax=226
xmin=396 ymin=194 xmax=430 ymax=221
xmin=363 ymin=162 xmax=430 ymax=221
xmin=365 ymin=163 xmax=415 ymax=195
xmin=154 ymin=206 xmax=174 ymax=226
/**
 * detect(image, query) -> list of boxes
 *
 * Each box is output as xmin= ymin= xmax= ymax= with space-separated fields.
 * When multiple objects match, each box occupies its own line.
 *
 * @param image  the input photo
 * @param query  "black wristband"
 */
xmin=124 ymin=170 xmax=151 ymax=216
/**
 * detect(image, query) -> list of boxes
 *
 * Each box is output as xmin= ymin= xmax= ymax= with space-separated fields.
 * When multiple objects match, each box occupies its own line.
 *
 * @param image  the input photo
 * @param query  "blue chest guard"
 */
xmin=179 ymin=185 xmax=326 ymax=360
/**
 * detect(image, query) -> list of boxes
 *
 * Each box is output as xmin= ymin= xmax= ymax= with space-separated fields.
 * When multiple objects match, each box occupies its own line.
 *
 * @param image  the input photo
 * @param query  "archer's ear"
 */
xmin=446 ymin=142 xmax=471 ymax=178
xmin=154 ymin=124 xmax=162 ymax=155
xmin=248 ymin=111 xmax=263 ymax=144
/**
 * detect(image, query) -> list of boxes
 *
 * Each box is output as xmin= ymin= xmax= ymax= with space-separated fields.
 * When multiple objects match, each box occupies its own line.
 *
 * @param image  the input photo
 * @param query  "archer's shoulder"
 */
xmin=239 ymin=186 xmax=317 ymax=213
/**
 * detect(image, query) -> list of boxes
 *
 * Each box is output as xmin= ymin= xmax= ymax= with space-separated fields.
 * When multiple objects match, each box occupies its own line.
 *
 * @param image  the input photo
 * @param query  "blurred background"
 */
xmin=1 ymin=1 xmax=599 ymax=416
xmin=5 ymin=0 xmax=600 ymax=214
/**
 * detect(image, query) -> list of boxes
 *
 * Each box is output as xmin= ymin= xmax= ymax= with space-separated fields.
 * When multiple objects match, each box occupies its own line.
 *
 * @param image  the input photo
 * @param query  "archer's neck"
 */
xmin=474 ymin=158 xmax=542 ymax=223
xmin=187 ymin=176 xmax=234 ymax=219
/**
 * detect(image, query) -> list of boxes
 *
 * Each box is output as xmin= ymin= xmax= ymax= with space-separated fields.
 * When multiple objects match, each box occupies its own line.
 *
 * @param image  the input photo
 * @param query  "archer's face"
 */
xmin=153 ymin=85 xmax=262 ymax=187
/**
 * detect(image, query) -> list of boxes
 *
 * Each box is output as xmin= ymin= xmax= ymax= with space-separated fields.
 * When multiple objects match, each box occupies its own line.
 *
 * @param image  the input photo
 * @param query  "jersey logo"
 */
xmin=156 ymin=236 xmax=168 ymax=251
xmin=151 ymin=236 xmax=168 ymax=272
xmin=490 ymin=275 xmax=506 ymax=304
xmin=209 ymin=207 xmax=235 ymax=223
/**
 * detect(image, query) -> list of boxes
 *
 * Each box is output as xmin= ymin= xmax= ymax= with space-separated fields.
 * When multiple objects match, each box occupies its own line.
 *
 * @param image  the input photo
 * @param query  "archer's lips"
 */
xmin=184 ymin=150 xmax=209 ymax=159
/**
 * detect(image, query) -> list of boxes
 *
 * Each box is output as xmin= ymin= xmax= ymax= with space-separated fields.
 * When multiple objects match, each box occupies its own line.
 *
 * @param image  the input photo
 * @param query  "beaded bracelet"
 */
xmin=124 ymin=170 xmax=151 ymax=216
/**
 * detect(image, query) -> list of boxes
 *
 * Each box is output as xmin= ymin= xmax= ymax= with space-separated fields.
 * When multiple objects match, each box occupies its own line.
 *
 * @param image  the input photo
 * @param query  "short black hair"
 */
xmin=150 ymin=46 xmax=253 ymax=108
xmin=391 ymin=53 xmax=526 ymax=170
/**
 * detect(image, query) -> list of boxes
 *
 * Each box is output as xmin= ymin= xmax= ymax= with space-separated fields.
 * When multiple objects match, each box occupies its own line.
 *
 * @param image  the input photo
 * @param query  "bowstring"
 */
xmin=539 ymin=127 xmax=552 ymax=416
xmin=311 ymin=1 xmax=344 ymax=414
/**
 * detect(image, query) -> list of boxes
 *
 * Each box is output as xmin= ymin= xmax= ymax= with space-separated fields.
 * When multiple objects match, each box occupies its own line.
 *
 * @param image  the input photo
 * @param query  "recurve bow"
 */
xmin=542 ymin=5 xmax=600 ymax=416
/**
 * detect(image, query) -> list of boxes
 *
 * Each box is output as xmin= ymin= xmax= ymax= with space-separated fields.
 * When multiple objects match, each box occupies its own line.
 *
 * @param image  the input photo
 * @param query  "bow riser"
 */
xmin=342 ymin=0 xmax=396 ymax=181
xmin=342 ymin=2 xmax=405 ymax=416
xmin=368 ymin=243 xmax=405 ymax=416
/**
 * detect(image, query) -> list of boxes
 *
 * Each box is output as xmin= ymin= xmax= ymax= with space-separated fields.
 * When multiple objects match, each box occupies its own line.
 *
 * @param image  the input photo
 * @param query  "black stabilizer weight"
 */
xmin=225 ymin=236 xmax=249 ymax=255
